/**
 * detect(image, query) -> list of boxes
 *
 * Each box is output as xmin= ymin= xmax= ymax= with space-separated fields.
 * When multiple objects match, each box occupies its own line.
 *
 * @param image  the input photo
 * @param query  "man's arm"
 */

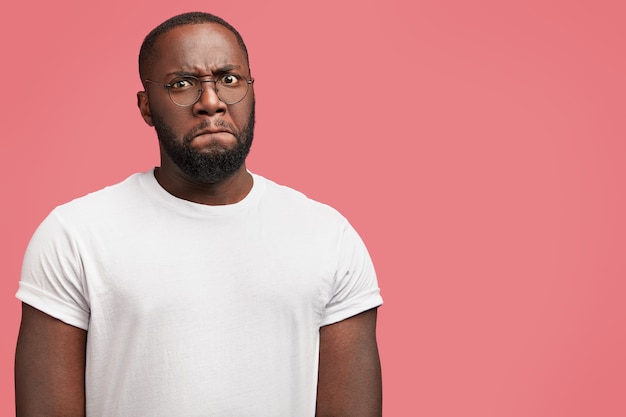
xmin=316 ymin=307 xmax=382 ymax=417
xmin=15 ymin=303 xmax=87 ymax=417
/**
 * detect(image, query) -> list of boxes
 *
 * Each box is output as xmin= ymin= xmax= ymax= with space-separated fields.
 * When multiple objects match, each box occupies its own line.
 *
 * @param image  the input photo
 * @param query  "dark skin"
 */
xmin=317 ymin=308 xmax=382 ymax=416
xmin=15 ymin=304 xmax=86 ymax=417
xmin=15 ymin=23 xmax=382 ymax=417
xmin=137 ymin=23 xmax=255 ymax=206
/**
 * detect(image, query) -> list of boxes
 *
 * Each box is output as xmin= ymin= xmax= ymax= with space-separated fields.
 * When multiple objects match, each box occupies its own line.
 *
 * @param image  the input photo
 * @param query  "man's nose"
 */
xmin=193 ymin=81 xmax=226 ymax=114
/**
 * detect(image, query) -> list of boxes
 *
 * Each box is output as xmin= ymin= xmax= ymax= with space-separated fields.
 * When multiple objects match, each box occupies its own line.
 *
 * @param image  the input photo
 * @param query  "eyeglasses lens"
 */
xmin=168 ymin=77 xmax=249 ymax=106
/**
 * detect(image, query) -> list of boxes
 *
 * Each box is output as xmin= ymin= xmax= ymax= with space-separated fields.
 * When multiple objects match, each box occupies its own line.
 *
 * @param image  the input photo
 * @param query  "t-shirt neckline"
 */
xmin=139 ymin=168 xmax=264 ymax=217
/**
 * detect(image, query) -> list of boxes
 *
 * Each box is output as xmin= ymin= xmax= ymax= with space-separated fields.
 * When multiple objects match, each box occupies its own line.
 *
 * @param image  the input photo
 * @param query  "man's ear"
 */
xmin=137 ymin=91 xmax=154 ymax=126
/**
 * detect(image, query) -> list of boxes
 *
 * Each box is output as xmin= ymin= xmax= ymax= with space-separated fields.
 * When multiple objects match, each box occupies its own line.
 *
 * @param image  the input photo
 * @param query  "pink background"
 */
xmin=2 ymin=1 xmax=625 ymax=415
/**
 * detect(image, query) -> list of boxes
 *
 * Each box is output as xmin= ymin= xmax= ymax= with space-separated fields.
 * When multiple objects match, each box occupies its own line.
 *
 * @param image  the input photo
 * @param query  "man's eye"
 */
xmin=170 ymin=78 xmax=195 ymax=89
xmin=220 ymin=74 xmax=240 ymax=85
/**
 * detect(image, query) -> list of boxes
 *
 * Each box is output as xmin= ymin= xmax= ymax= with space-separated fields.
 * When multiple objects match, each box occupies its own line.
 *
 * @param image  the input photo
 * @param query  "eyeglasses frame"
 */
xmin=144 ymin=75 xmax=254 ymax=106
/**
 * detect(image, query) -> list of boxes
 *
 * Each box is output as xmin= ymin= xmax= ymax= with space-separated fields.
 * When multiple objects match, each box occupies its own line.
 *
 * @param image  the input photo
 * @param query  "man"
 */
xmin=15 ymin=12 xmax=382 ymax=417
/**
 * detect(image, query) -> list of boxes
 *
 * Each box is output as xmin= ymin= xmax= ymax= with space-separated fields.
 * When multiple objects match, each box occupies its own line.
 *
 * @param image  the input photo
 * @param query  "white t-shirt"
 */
xmin=17 ymin=171 xmax=382 ymax=417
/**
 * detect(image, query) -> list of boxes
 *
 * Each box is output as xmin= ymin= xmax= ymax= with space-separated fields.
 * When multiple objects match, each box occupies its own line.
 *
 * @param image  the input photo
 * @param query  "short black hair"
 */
xmin=138 ymin=12 xmax=249 ymax=81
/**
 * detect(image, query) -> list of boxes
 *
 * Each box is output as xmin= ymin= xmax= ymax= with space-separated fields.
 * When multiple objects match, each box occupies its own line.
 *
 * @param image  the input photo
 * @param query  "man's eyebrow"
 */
xmin=213 ymin=64 xmax=242 ymax=73
xmin=164 ymin=70 xmax=201 ymax=78
xmin=165 ymin=65 xmax=244 ymax=78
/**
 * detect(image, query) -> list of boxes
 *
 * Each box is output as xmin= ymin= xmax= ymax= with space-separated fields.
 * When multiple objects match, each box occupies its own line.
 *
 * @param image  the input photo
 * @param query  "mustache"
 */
xmin=184 ymin=119 xmax=237 ymax=143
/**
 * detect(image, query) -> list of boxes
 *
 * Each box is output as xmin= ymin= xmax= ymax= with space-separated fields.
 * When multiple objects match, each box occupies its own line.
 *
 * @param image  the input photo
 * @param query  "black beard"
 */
xmin=152 ymin=106 xmax=255 ymax=184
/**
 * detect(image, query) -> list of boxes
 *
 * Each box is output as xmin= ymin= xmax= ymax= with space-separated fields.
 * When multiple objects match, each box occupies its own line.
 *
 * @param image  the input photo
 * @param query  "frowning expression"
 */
xmin=138 ymin=23 xmax=255 ymax=183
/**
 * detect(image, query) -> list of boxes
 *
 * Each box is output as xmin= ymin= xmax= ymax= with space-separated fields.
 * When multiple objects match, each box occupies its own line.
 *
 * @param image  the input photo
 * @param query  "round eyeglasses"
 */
xmin=144 ymin=74 xmax=254 ymax=106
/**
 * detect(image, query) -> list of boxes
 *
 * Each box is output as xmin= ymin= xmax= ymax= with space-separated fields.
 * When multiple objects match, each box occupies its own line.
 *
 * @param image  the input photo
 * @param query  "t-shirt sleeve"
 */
xmin=320 ymin=220 xmax=383 ymax=326
xmin=16 ymin=211 xmax=90 ymax=330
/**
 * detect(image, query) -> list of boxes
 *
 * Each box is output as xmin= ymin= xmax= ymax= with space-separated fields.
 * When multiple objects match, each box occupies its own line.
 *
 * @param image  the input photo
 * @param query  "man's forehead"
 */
xmin=151 ymin=23 xmax=247 ymax=66
xmin=155 ymin=23 xmax=238 ymax=51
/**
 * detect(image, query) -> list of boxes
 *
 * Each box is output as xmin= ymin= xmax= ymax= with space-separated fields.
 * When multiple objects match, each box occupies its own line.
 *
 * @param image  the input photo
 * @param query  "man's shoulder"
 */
xmin=252 ymin=173 xmax=347 ymax=224
xmin=51 ymin=171 xmax=151 ymax=220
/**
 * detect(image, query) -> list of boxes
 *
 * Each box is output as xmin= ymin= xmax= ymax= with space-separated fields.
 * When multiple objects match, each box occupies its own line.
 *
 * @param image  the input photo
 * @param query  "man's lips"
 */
xmin=194 ymin=128 xmax=232 ymax=137
xmin=185 ymin=120 xmax=236 ymax=144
